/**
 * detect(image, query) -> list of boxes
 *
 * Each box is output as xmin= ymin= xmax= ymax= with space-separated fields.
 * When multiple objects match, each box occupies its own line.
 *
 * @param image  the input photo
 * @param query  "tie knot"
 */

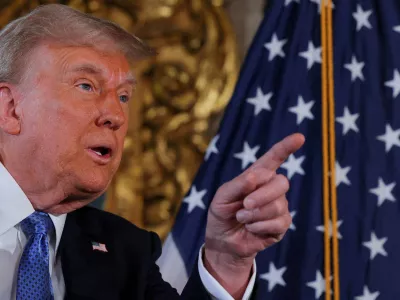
xmin=20 ymin=211 xmax=54 ymax=236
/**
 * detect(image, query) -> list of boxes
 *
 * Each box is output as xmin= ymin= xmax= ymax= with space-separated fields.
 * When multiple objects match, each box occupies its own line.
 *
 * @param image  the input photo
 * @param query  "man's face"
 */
xmin=9 ymin=43 xmax=134 ymax=213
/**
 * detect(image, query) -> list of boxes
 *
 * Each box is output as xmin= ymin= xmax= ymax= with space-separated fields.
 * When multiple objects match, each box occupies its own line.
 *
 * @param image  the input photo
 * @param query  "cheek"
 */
xmin=45 ymin=93 xmax=94 ymax=139
xmin=23 ymin=104 xmax=85 ymax=159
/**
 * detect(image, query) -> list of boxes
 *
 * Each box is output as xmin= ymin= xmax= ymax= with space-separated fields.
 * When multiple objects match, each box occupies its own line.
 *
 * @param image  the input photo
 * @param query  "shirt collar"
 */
xmin=0 ymin=163 xmax=34 ymax=236
xmin=49 ymin=213 xmax=66 ymax=253
xmin=0 ymin=163 xmax=66 ymax=252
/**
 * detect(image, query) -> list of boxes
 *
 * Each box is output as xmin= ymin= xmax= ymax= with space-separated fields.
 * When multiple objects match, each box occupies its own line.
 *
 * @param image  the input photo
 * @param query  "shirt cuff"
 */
xmin=197 ymin=245 xmax=256 ymax=300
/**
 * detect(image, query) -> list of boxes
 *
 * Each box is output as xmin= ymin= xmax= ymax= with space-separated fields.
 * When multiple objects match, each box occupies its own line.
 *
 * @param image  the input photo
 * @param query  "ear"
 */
xmin=0 ymin=84 xmax=21 ymax=135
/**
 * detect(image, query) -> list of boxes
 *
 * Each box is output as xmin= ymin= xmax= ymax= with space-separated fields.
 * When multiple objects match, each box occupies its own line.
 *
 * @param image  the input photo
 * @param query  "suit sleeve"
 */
xmin=144 ymin=232 xmax=211 ymax=300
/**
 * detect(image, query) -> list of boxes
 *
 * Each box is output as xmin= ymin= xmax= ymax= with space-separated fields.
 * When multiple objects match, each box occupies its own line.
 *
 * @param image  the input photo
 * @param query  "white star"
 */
xmin=309 ymin=0 xmax=335 ymax=14
xmin=285 ymin=0 xmax=300 ymax=6
xmin=335 ymin=161 xmax=351 ymax=187
xmin=384 ymin=69 xmax=400 ymax=98
xmin=355 ymin=286 xmax=380 ymax=300
xmin=377 ymin=124 xmax=400 ymax=152
xmin=363 ymin=232 xmax=388 ymax=260
xmin=290 ymin=211 xmax=297 ymax=230
xmin=260 ymin=262 xmax=287 ymax=292
xmin=316 ymin=220 xmax=343 ymax=239
xmin=281 ymin=154 xmax=305 ymax=180
xmin=336 ymin=107 xmax=359 ymax=135
xmin=288 ymin=96 xmax=315 ymax=125
xmin=344 ymin=55 xmax=365 ymax=81
xmin=183 ymin=186 xmax=207 ymax=213
xmin=205 ymin=134 xmax=219 ymax=160
xmin=369 ymin=177 xmax=396 ymax=207
xmin=306 ymin=270 xmax=331 ymax=299
xmin=353 ymin=5 xmax=373 ymax=31
xmin=234 ymin=142 xmax=260 ymax=170
xmin=394 ymin=25 xmax=400 ymax=33
xmin=246 ymin=88 xmax=273 ymax=116
xmin=264 ymin=34 xmax=287 ymax=61
xmin=299 ymin=41 xmax=322 ymax=70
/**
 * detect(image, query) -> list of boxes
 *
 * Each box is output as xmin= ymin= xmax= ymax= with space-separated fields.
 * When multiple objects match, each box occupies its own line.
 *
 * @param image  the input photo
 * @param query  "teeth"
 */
xmin=94 ymin=150 xmax=102 ymax=156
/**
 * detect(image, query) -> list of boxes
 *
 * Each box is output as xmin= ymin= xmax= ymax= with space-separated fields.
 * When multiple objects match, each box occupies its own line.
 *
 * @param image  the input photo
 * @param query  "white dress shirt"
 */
xmin=0 ymin=163 xmax=255 ymax=299
xmin=0 ymin=163 xmax=66 ymax=300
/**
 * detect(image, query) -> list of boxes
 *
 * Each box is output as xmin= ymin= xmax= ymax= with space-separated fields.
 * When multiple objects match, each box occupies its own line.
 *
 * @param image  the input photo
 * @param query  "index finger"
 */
xmin=249 ymin=133 xmax=305 ymax=172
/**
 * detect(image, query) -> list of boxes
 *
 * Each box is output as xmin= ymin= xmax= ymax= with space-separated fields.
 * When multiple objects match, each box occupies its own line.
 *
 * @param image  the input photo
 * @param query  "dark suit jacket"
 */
xmin=58 ymin=206 xmax=212 ymax=299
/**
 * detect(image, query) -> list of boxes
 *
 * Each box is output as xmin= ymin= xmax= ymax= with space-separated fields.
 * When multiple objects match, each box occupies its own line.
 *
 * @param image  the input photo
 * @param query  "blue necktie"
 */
xmin=16 ymin=211 xmax=55 ymax=300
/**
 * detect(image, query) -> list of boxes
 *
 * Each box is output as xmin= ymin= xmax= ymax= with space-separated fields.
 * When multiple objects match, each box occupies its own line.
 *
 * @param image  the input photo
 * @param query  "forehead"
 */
xmin=28 ymin=43 xmax=134 ymax=83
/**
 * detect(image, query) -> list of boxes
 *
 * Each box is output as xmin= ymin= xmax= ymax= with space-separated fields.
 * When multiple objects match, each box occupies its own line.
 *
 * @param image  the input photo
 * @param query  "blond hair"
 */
xmin=0 ymin=4 xmax=154 ymax=84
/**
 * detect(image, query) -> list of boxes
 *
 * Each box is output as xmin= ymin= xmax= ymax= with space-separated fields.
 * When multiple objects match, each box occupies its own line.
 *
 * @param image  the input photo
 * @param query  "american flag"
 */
xmin=91 ymin=241 xmax=108 ymax=253
xmin=158 ymin=0 xmax=400 ymax=299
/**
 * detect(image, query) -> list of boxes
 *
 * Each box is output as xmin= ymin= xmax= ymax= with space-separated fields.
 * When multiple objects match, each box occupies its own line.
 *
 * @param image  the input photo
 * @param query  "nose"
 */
xmin=96 ymin=93 xmax=126 ymax=130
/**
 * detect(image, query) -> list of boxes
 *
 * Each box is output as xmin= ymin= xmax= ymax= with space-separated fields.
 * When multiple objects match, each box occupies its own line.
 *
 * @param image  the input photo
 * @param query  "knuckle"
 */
xmin=277 ymin=217 xmax=287 ymax=230
xmin=272 ymin=142 xmax=288 ymax=163
xmin=242 ymin=172 xmax=257 ymax=193
xmin=252 ymin=207 xmax=261 ymax=221
xmin=270 ymin=198 xmax=286 ymax=216
xmin=276 ymin=198 xmax=288 ymax=215
xmin=216 ymin=182 xmax=228 ymax=196
xmin=276 ymin=174 xmax=290 ymax=191
xmin=284 ymin=214 xmax=292 ymax=229
xmin=215 ymin=184 xmax=224 ymax=195
xmin=276 ymin=215 xmax=291 ymax=232
xmin=270 ymin=200 xmax=281 ymax=214
xmin=256 ymin=168 xmax=272 ymax=181
xmin=246 ymin=222 xmax=257 ymax=232
xmin=282 ymin=198 xmax=289 ymax=213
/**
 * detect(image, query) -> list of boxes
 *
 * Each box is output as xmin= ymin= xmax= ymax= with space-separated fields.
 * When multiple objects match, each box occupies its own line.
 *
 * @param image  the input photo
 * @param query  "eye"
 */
xmin=119 ymin=95 xmax=129 ymax=103
xmin=78 ymin=83 xmax=94 ymax=92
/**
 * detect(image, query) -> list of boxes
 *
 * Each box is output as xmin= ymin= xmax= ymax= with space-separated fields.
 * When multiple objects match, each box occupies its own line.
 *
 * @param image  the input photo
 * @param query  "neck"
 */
xmin=2 ymin=160 xmax=95 ymax=215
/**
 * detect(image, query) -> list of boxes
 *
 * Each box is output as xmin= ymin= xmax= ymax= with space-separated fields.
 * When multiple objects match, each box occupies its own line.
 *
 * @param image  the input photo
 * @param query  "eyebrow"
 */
xmin=69 ymin=64 xmax=103 ymax=76
xmin=67 ymin=63 xmax=137 ymax=87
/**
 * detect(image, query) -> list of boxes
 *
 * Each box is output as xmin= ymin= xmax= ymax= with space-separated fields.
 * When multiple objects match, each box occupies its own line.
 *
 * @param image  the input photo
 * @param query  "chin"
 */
xmin=79 ymin=178 xmax=110 ymax=195
xmin=75 ymin=168 xmax=113 ymax=196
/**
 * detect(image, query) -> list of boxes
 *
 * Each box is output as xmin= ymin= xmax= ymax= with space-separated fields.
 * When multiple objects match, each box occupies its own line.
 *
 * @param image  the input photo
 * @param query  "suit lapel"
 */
xmin=59 ymin=211 xmax=120 ymax=299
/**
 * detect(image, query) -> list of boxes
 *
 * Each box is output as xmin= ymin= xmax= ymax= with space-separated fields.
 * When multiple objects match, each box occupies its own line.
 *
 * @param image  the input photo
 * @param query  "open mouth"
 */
xmin=90 ymin=146 xmax=112 ymax=159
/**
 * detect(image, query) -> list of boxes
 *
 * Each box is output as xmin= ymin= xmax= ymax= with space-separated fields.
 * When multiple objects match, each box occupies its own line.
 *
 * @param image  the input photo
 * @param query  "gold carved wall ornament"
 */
xmin=0 ymin=0 xmax=239 ymax=240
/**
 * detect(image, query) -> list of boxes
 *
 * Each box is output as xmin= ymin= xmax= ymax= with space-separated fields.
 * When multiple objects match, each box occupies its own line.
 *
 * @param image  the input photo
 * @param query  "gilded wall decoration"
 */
xmin=0 ymin=0 xmax=239 ymax=240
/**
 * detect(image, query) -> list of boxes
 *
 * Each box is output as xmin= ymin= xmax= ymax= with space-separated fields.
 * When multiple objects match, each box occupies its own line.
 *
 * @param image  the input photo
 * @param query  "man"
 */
xmin=0 ymin=4 xmax=304 ymax=300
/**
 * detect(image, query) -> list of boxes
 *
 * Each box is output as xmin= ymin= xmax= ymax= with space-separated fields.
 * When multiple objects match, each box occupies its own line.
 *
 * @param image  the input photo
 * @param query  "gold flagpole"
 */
xmin=320 ymin=1 xmax=332 ymax=299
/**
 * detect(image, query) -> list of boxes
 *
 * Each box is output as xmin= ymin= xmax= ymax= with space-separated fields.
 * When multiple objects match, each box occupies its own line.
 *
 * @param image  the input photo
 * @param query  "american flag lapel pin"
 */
xmin=91 ymin=241 xmax=108 ymax=253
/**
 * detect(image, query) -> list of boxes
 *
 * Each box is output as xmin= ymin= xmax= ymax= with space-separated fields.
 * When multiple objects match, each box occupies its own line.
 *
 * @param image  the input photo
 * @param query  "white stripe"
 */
xmin=157 ymin=234 xmax=188 ymax=294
